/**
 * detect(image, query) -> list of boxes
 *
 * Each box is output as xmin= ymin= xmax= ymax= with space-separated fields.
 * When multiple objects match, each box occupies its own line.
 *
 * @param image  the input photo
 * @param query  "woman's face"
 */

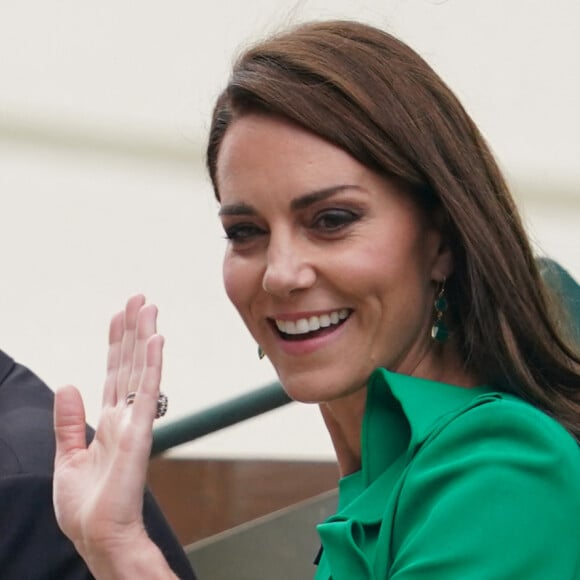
xmin=216 ymin=114 xmax=451 ymax=403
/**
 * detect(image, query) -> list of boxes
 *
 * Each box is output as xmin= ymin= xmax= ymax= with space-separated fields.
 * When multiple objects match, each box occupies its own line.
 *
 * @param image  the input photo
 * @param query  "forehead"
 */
xmin=215 ymin=113 xmax=369 ymax=200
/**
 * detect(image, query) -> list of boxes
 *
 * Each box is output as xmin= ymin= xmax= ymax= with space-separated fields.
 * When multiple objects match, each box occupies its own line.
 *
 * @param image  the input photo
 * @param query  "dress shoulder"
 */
xmin=390 ymin=396 xmax=580 ymax=579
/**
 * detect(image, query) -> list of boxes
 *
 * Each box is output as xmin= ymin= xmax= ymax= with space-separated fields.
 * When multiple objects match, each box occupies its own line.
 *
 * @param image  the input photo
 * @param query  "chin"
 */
xmin=278 ymin=371 xmax=362 ymax=404
xmin=278 ymin=380 xmax=320 ymax=404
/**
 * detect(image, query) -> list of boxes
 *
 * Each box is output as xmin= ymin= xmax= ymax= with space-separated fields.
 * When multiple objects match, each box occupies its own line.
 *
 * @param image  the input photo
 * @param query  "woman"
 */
xmin=53 ymin=20 xmax=580 ymax=579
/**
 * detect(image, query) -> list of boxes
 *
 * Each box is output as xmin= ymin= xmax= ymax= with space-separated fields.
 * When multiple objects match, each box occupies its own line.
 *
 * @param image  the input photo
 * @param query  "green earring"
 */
xmin=431 ymin=280 xmax=449 ymax=343
xmin=258 ymin=345 xmax=266 ymax=360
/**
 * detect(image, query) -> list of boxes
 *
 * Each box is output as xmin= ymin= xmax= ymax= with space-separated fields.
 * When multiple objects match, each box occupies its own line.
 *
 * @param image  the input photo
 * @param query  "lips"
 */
xmin=272 ymin=308 xmax=350 ymax=340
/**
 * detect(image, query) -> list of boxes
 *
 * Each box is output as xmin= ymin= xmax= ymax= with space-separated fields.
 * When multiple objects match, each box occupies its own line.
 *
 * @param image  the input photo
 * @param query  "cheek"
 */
xmin=341 ymin=234 xmax=429 ymax=314
xmin=222 ymin=255 xmax=259 ymax=315
xmin=222 ymin=262 xmax=241 ymax=310
xmin=335 ymin=241 xmax=400 ymax=292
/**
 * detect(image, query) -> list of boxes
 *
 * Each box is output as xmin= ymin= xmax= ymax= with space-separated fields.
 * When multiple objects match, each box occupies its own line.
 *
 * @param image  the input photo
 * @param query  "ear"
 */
xmin=427 ymin=208 xmax=454 ymax=282
xmin=430 ymin=239 xmax=454 ymax=282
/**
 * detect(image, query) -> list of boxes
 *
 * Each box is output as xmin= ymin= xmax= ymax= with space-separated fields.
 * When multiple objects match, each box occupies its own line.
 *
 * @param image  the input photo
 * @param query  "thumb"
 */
xmin=54 ymin=385 xmax=87 ymax=462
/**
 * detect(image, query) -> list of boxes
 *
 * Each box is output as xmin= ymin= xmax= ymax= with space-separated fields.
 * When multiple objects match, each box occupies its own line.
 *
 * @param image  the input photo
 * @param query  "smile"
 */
xmin=273 ymin=309 xmax=351 ymax=338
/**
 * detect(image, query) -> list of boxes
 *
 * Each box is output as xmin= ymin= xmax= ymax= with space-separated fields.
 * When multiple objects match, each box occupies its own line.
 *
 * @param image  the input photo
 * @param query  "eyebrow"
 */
xmin=218 ymin=185 xmax=360 ymax=217
xmin=218 ymin=202 xmax=255 ymax=217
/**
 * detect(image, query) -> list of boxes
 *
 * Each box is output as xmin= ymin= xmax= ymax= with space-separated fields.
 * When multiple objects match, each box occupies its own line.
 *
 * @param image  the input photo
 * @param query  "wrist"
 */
xmin=76 ymin=528 xmax=178 ymax=580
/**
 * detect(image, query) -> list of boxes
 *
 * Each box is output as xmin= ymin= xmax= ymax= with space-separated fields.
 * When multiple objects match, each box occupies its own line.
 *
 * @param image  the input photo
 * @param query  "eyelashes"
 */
xmin=222 ymin=207 xmax=363 ymax=246
xmin=223 ymin=223 xmax=266 ymax=243
xmin=312 ymin=208 xmax=360 ymax=233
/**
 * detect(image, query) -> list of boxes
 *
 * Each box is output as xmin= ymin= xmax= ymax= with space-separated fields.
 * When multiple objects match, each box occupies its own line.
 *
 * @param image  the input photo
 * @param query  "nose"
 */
xmin=262 ymin=235 xmax=316 ymax=297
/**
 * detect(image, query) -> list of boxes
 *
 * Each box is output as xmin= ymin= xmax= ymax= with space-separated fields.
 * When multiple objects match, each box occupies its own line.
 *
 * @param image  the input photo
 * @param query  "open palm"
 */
xmin=53 ymin=295 xmax=164 ymax=562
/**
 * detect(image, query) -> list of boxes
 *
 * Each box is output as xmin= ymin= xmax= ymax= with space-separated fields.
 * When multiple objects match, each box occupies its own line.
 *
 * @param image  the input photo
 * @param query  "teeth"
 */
xmin=296 ymin=319 xmax=309 ymax=334
xmin=274 ymin=309 xmax=350 ymax=335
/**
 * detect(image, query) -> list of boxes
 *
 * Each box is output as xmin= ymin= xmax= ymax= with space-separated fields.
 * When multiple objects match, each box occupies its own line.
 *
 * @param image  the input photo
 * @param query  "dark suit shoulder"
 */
xmin=0 ymin=355 xmax=61 ymax=477
xmin=0 ymin=471 xmax=95 ymax=579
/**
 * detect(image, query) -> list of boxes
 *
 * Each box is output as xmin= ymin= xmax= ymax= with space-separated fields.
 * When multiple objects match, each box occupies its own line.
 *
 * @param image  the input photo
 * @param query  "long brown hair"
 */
xmin=206 ymin=20 xmax=580 ymax=439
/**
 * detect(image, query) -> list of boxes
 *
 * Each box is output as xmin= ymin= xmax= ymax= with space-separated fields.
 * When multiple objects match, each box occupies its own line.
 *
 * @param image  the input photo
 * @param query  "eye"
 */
xmin=312 ymin=209 xmax=359 ymax=233
xmin=223 ymin=222 xmax=266 ymax=244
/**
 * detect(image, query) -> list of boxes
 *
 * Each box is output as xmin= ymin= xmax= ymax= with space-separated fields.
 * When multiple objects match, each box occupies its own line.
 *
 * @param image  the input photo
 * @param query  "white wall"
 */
xmin=1 ymin=0 xmax=578 ymax=460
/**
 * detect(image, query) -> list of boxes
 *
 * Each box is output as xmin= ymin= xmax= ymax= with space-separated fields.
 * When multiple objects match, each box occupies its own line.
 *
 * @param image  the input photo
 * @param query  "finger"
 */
xmin=102 ymin=310 xmax=124 ymax=406
xmin=142 ymin=334 xmax=164 ymax=397
xmin=132 ymin=335 xmax=165 ymax=428
xmin=116 ymin=295 xmax=146 ymax=401
xmin=127 ymin=304 xmax=158 ymax=398
xmin=112 ymin=339 xmax=164 ymax=519
xmin=54 ymin=385 xmax=87 ymax=464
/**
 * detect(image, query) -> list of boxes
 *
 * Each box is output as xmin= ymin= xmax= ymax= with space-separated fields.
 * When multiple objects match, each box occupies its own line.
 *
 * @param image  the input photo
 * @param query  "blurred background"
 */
xmin=1 ymin=0 xmax=578 ymax=461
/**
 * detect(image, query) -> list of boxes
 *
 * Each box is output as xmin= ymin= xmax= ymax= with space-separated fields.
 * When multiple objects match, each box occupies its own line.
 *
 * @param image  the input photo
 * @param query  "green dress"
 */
xmin=314 ymin=369 xmax=580 ymax=579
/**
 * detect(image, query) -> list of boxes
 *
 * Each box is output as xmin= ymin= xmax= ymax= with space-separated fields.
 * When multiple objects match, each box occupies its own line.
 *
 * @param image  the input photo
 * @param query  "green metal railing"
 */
xmin=152 ymin=258 xmax=580 ymax=457
xmin=152 ymin=381 xmax=291 ymax=456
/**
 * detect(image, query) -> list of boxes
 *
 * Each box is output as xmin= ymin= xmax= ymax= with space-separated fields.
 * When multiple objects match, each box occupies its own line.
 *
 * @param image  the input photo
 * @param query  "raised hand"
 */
xmin=53 ymin=296 xmax=175 ymax=577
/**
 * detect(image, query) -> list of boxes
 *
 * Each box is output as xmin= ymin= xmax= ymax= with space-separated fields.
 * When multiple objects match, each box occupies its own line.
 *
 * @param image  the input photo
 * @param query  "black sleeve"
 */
xmin=0 ymin=473 xmax=196 ymax=580
xmin=143 ymin=488 xmax=197 ymax=579
xmin=0 ymin=473 xmax=94 ymax=580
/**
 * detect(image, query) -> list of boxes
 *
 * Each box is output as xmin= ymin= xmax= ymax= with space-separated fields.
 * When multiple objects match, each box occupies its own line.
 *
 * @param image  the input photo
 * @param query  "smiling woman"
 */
xmin=217 ymin=114 xmax=462 ymax=406
xmin=53 ymin=19 xmax=580 ymax=580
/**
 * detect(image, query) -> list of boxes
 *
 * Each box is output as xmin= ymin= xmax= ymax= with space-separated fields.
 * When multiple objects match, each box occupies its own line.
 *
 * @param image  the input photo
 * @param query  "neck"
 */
xmin=319 ymin=388 xmax=367 ymax=477
xmin=405 ymin=338 xmax=480 ymax=389
xmin=319 ymin=343 xmax=479 ymax=478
